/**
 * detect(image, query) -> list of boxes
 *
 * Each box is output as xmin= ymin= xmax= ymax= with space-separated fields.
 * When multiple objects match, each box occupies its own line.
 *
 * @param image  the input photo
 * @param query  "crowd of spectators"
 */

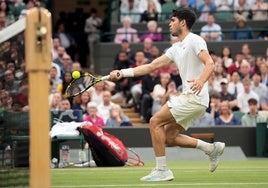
xmin=0 ymin=0 xmax=268 ymax=128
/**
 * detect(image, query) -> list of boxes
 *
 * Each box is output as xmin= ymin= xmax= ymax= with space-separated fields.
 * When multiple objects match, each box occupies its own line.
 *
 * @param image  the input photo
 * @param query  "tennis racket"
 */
xmin=125 ymin=148 xmax=144 ymax=166
xmin=65 ymin=73 xmax=110 ymax=98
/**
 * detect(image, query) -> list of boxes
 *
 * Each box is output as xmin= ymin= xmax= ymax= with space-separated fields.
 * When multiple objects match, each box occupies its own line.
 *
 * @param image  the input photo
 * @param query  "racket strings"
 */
xmin=66 ymin=76 xmax=95 ymax=97
xmin=125 ymin=148 xmax=144 ymax=166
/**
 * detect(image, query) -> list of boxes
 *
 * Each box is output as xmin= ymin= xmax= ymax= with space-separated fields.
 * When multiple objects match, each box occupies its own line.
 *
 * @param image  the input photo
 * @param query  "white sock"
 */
xmin=156 ymin=156 xmax=167 ymax=170
xmin=196 ymin=139 xmax=214 ymax=154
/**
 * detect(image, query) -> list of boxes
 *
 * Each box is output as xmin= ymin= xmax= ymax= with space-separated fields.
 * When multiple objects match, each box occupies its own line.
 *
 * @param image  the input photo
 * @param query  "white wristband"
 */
xmin=121 ymin=68 xmax=134 ymax=77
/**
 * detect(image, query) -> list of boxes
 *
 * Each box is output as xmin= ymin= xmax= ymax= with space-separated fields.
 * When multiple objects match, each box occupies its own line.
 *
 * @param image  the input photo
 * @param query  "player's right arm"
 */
xmin=109 ymin=54 xmax=172 ymax=81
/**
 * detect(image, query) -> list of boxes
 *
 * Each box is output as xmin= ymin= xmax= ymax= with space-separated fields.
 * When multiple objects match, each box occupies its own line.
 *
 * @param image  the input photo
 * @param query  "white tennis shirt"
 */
xmin=165 ymin=32 xmax=210 ymax=107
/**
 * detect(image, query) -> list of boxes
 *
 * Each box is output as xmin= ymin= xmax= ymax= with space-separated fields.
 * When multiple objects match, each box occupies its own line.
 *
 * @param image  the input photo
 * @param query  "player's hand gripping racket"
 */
xmin=66 ymin=73 xmax=110 ymax=98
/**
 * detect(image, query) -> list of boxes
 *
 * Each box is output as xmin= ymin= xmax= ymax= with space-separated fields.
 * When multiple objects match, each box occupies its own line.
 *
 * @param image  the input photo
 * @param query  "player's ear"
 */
xmin=180 ymin=19 xmax=186 ymax=27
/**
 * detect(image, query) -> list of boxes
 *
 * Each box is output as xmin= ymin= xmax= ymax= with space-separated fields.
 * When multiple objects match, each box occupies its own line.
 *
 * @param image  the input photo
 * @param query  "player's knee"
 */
xmin=149 ymin=115 xmax=161 ymax=128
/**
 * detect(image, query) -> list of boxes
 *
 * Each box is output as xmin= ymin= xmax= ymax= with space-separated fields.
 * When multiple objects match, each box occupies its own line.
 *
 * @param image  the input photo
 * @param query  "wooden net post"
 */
xmin=25 ymin=7 xmax=52 ymax=188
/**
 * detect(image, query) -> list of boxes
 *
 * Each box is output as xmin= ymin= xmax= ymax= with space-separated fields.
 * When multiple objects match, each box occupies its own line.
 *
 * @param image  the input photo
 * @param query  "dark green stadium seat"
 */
xmin=233 ymin=111 xmax=245 ymax=121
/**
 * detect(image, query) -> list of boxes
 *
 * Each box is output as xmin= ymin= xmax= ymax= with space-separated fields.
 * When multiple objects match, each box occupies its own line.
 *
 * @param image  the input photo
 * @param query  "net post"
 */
xmin=25 ymin=7 xmax=52 ymax=188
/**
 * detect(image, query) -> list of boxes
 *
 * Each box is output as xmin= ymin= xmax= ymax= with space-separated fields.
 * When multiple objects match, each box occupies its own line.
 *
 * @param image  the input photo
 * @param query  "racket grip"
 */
xmin=101 ymin=75 xmax=110 ymax=80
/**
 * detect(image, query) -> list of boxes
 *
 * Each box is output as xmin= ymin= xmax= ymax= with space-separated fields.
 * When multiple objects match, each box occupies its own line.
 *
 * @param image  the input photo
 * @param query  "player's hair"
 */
xmin=172 ymin=8 xmax=196 ymax=30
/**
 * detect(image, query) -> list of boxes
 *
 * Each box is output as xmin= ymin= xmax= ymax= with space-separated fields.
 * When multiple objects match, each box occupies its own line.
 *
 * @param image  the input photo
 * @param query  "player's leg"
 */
xmin=140 ymin=104 xmax=175 ymax=181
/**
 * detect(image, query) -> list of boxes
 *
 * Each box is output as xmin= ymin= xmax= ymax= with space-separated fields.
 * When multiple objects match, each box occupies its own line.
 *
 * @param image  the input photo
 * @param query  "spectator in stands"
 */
xmin=140 ymin=0 xmax=159 ymax=23
xmin=3 ymin=69 xmax=20 ymax=97
xmin=114 ymin=51 xmax=134 ymax=71
xmin=221 ymin=46 xmax=233 ymax=69
xmin=15 ymin=62 xmax=26 ymax=80
xmin=140 ymin=69 xmax=160 ymax=123
xmin=206 ymin=91 xmax=221 ymax=119
xmin=57 ymin=71 xmax=72 ymax=99
xmin=71 ymin=91 xmax=91 ymax=115
xmin=233 ymin=0 xmax=255 ymax=9
xmin=114 ymin=16 xmax=140 ymax=44
xmin=51 ymin=37 xmax=61 ymax=60
xmin=112 ymin=51 xmax=133 ymax=102
xmin=251 ymin=0 xmax=268 ymax=20
xmin=190 ymin=111 xmax=215 ymax=127
xmin=0 ymin=11 xmax=7 ymax=30
xmin=213 ymin=62 xmax=228 ymax=92
xmin=89 ymin=81 xmax=106 ymax=106
xmin=142 ymin=37 xmax=153 ymax=59
xmin=6 ymin=60 xmax=16 ymax=74
xmin=200 ymin=14 xmax=222 ymax=42
xmin=176 ymin=0 xmax=197 ymax=14
xmin=53 ymin=46 xmax=66 ymax=75
xmin=209 ymin=51 xmax=222 ymax=67
xmin=9 ymin=0 xmax=26 ymax=20
xmin=84 ymin=8 xmax=102 ymax=45
xmin=0 ymin=1 xmax=15 ymax=25
xmin=150 ymin=45 xmax=161 ymax=60
xmin=241 ymin=43 xmax=255 ymax=67
xmin=169 ymin=63 xmax=182 ymax=90
xmin=83 ymin=101 xmax=105 ymax=127
xmin=106 ymin=104 xmax=132 ymax=127
xmin=233 ymin=0 xmax=250 ymax=21
xmin=59 ymin=98 xmax=71 ymax=111
xmin=84 ymin=8 xmax=102 ymax=70
xmin=114 ymin=39 xmax=135 ymax=63
xmin=219 ymin=78 xmax=238 ymax=110
xmin=0 ymin=59 xmax=5 ymax=78
xmin=13 ymin=78 xmax=29 ymax=111
xmin=0 ymin=89 xmax=12 ymax=110
xmin=160 ymin=0 xmax=177 ymax=21
xmin=139 ymin=0 xmax=162 ymax=16
xmin=251 ymin=72 xmax=267 ymax=100
xmin=259 ymin=62 xmax=268 ymax=86
xmin=151 ymin=72 xmax=170 ymax=116
xmin=239 ymin=60 xmax=252 ymax=80
xmin=71 ymin=61 xmax=83 ymax=73
xmin=231 ymin=15 xmax=254 ymax=40
xmin=214 ymin=0 xmax=233 ymax=11
xmin=60 ymin=53 xmax=72 ymax=79
xmin=120 ymin=0 xmax=141 ymax=23
xmin=252 ymin=55 xmax=265 ymax=75
xmin=197 ymin=0 xmax=216 ymax=22
xmin=19 ymin=0 xmax=36 ymax=19
xmin=215 ymin=101 xmax=241 ymax=126
xmin=97 ymin=90 xmax=114 ymax=124
xmin=227 ymin=71 xmax=244 ymax=98
xmin=120 ymin=0 xmax=139 ymax=12
xmin=49 ymin=66 xmax=62 ymax=94
xmin=129 ymin=51 xmax=149 ymax=111
xmin=241 ymin=98 xmax=267 ymax=126
xmin=54 ymin=22 xmax=76 ymax=60
xmin=228 ymin=51 xmax=244 ymax=76
xmin=49 ymin=92 xmax=62 ymax=110
xmin=237 ymin=77 xmax=259 ymax=113
xmin=161 ymin=79 xmax=180 ymax=105
xmin=140 ymin=20 xmax=163 ymax=42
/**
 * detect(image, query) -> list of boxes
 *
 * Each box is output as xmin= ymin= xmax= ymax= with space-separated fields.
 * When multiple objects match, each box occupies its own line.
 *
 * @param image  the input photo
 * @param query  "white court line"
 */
xmin=52 ymin=182 xmax=268 ymax=188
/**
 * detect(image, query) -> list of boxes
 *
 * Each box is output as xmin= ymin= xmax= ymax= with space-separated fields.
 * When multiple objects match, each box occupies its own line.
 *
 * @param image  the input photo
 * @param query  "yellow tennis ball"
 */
xmin=72 ymin=71 xmax=80 ymax=79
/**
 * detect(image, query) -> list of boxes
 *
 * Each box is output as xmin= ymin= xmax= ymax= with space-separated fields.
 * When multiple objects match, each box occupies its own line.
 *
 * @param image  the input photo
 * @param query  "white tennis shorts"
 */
xmin=167 ymin=93 xmax=206 ymax=130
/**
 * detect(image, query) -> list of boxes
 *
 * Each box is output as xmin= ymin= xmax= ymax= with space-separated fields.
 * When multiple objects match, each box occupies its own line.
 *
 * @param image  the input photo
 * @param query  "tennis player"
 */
xmin=109 ymin=7 xmax=225 ymax=181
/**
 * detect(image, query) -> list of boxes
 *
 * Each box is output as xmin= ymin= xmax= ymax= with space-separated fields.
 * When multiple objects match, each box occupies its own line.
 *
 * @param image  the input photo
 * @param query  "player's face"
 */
xmin=169 ymin=17 xmax=182 ymax=36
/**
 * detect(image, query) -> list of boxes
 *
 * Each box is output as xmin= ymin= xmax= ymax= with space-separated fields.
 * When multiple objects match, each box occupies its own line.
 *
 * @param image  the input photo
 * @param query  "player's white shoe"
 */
xmin=207 ymin=142 xmax=225 ymax=172
xmin=140 ymin=168 xmax=174 ymax=181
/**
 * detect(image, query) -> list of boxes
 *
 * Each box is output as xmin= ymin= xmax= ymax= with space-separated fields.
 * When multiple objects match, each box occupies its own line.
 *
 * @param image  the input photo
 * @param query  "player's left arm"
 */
xmin=189 ymin=50 xmax=214 ymax=95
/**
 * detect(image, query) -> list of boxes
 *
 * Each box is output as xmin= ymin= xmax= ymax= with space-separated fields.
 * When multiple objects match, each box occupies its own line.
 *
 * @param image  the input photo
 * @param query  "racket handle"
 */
xmin=101 ymin=75 xmax=110 ymax=80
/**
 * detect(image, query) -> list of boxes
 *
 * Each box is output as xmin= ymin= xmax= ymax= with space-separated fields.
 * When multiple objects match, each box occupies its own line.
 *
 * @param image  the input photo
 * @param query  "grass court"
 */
xmin=51 ymin=159 xmax=268 ymax=188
